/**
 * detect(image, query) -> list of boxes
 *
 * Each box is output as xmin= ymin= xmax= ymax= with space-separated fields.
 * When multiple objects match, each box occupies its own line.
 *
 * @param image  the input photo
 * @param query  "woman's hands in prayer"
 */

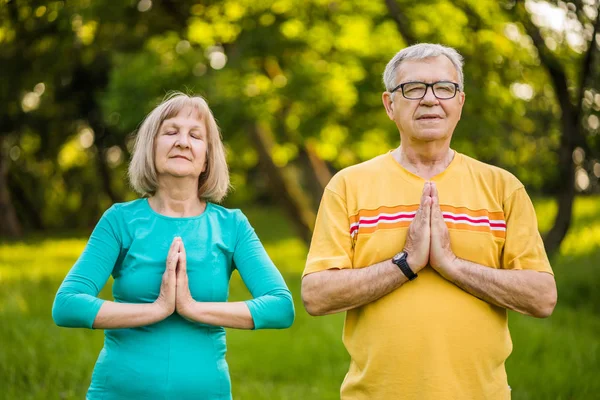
xmin=174 ymin=239 xmax=197 ymax=319
xmin=154 ymin=237 xmax=196 ymax=320
xmin=154 ymin=237 xmax=180 ymax=319
xmin=153 ymin=237 xmax=257 ymax=328
xmin=154 ymin=238 xmax=255 ymax=328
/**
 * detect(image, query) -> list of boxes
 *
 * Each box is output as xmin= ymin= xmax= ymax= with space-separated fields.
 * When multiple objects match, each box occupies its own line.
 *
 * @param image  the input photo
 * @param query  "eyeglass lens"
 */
xmin=403 ymin=82 xmax=456 ymax=99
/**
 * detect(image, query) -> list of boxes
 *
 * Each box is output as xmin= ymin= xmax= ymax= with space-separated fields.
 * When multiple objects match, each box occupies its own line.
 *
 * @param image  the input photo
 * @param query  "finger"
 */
xmin=417 ymin=183 xmax=430 ymax=213
xmin=168 ymin=236 xmax=179 ymax=257
xmin=430 ymin=181 xmax=438 ymax=201
xmin=423 ymin=195 xmax=432 ymax=222
xmin=176 ymin=258 xmax=184 ymax=284
xmin=168 ymin=236 xmax=180 ymax=258
xmin=176 ymin=256 xmax=189 ymax=290
xmin=432 ymin=187 xmax=442 ymax=217
xmin=415 ymin=183 xmax=431 ymax=221
xmin=419 ymin=188 xmax=428 ymax=208
xmin=178 ymin=241 xmax=187 ymax=273
xmin=431 ymin=192 xmax=446 ymax=229
xmin=423 ymin=181 xmax=432 ymax=197
xmin=167 ymin=250 xmax=178 ymax=273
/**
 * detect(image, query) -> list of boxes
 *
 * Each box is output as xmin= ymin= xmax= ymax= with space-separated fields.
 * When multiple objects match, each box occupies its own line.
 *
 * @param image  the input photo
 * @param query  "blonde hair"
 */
xmin=128 ymin=92 xmax=230 ymax=202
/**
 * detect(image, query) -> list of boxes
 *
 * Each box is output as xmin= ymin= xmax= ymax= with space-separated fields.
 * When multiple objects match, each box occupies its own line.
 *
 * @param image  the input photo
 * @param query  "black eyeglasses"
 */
xmin=390 ymin=81 xmax=460 ymax=100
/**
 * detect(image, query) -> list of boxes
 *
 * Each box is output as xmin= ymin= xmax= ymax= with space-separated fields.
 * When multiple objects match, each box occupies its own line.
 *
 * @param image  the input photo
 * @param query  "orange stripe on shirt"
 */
xmin=349 ymin=204 xmax=506 ymax=239
xmin=349 ymin=204 xmax=419 ymax=224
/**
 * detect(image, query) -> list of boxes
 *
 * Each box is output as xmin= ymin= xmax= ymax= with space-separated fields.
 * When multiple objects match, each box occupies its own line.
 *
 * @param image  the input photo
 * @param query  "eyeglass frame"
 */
xmin=389 ymin=81 xmax=461 ymax=100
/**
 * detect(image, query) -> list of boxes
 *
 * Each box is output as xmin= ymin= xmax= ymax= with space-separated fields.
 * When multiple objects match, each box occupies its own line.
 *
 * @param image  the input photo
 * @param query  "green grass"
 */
xmin=1 ymin=197 xmax=599 ymax=399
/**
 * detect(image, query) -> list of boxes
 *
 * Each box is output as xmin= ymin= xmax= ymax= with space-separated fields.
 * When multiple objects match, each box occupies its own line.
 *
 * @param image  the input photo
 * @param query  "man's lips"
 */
xmin=417 ymin=114 xmax=443 ymax=120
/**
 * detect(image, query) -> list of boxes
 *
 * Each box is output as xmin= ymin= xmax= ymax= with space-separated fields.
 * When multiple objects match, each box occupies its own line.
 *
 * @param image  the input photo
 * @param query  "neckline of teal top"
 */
xmin=143 ymin=198 xmax=213 ymax=221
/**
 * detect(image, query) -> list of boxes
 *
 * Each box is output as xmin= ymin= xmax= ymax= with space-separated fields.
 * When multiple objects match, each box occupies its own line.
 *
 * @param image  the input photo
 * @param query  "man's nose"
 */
xmin=420 ymin=86 xmax=439 ymax=105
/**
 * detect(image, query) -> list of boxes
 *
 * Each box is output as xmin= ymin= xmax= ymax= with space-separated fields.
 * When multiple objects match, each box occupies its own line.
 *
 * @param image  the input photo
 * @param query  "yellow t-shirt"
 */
xmin=304 ymin=151 xmax=553 ymax=400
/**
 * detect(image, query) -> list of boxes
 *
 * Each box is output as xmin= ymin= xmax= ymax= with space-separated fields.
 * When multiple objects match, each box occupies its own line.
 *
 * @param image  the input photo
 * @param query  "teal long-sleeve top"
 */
xmin=52 ymin=199 xmax=294 ymax=400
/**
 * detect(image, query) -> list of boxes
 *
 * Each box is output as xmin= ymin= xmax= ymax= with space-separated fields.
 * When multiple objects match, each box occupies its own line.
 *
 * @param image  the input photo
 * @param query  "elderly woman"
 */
xmin=52 ymin=93 xmax=295 ymax=399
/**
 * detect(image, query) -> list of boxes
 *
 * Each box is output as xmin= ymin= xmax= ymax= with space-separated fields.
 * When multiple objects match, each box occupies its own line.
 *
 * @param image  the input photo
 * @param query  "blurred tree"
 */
xmin=0 ymin=0 xmax=198 ymax=235
xmin=2 ymin=0 xmax=598 ymax=256
xmin=511 ymin=0 xmax=599 ymax=255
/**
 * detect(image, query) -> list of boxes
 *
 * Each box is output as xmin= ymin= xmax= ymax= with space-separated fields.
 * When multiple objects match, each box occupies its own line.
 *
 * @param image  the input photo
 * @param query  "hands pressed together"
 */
xmin=154 ymin=237 xmax=196 ymax=320
xmin=403 ymin=181 xmax=458 ymax=278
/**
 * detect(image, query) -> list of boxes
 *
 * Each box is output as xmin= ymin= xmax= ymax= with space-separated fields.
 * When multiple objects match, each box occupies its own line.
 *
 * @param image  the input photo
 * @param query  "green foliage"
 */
xmin=2 ymin=0 xmax=599 ymax=231
xmin=1 ymin=197 xmax=599 ymax=399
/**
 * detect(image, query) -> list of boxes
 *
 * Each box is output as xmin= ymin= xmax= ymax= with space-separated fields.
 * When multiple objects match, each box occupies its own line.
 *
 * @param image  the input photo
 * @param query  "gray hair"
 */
xmin=383 ymin=43 xmax=464 ymax=92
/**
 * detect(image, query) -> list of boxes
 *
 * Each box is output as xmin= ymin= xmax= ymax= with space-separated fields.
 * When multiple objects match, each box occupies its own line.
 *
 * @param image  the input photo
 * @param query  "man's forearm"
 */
xmin=440 ymin=258 xmax=557 ymax=318
xmin=301 ymin=259 xmax=409 ymax=316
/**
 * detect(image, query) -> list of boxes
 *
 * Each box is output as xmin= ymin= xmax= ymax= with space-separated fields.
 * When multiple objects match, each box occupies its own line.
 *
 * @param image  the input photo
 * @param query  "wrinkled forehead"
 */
xmin=395 ymin=56 xmax=459 ymax=84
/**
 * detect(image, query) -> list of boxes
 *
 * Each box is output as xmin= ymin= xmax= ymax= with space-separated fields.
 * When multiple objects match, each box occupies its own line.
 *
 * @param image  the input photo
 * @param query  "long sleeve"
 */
xmin=52 ymin=205 xmax=122 ymax=328
xmin=233 ymin=211 xmax=295 ymax=330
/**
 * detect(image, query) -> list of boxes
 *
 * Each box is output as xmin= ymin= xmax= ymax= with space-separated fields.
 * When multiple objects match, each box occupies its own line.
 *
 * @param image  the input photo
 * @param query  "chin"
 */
xmin=164 ymin=168 xmax=199 ymax=178
xmin=414 ymin=131 xmax=448 ymax=142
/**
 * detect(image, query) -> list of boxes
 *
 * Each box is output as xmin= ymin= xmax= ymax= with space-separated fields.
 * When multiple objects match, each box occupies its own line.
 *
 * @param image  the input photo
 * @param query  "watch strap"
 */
xmin=393 ymin=251 xmax=418 ymax=281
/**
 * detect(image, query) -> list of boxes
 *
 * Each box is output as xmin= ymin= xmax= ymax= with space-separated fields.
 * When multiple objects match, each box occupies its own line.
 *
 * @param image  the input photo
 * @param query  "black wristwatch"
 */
xmin=392 ymin=251 xmax=418 ymax=281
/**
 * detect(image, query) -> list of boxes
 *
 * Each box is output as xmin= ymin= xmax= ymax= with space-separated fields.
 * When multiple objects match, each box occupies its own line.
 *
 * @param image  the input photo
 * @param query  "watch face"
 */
xmin=393 ymin=252 xmax=403 ymax=262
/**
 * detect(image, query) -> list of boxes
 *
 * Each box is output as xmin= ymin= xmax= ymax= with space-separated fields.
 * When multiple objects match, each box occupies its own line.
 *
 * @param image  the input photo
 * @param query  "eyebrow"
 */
xmin=400 ymin=78 xmax=456 ymax=83
xmin=162 ymin=122 xmax=204 ymax=130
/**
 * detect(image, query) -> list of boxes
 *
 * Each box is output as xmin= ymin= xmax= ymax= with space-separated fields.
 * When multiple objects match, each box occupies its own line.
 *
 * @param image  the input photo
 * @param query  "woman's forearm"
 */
xmin=180 ymin=301 xmax=255 ymax=329
xmin=92 ymin=301 xmax=170 ymax=329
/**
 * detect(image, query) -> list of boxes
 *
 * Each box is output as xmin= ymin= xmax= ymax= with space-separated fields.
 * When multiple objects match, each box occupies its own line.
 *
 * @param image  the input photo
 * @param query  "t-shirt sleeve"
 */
xmin=502 ymin=187 xmax=553 ymax=274
xmin=303 ymin=186 xmax=354 ymax=277
xmin=52 ymin=205 xmax=122 ymax=329
xmin=233 ymin=211 xmax=295 ymax=330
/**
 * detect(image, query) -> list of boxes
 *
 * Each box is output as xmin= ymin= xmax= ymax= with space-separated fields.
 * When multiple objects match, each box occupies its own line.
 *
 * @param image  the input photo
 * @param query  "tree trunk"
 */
xmin=94 ymin=143 xmax=120 ymax=204
xmin=383 ymin=0 xmax=417 ymax=45
xmin=0 ymin=136 xmax=23 ymax=238
xmin=250 ymin=122 xmax=316 ymax=245
xmin=543 ymin=123 xmax=576 ymax=256
xmin=304 ymin=141 xmax=333 ymax=192
xmin=297 ymin=142 xmax=333 ymax=210
xmin=7 ymin=172 xmax=44 ymax=230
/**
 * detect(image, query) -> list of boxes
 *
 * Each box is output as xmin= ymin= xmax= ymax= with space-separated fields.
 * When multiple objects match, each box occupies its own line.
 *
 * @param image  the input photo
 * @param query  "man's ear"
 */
xmin=457 ymin=91 xmax=466 ymax=120
xmin=382 ymin=92 xmax=395 ymax=121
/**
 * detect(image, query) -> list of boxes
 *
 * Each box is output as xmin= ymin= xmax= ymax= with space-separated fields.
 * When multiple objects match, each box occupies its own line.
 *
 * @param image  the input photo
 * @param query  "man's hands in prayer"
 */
xmin=403 ymin=181 xmax=457 ymax=274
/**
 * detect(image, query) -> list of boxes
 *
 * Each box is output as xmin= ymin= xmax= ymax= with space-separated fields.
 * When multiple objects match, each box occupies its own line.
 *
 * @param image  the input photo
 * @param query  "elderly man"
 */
xmin=301 ymin=43 xmax=557 ymax=400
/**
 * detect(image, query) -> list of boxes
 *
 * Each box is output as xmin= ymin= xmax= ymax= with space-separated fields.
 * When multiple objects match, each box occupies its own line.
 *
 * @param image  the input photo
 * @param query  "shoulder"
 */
xmin=207 ymin=202 xmax=245 ymax=220
xmin=327 ymin=153 xmax=390 ymax=196
xmin=458 ymin=153 xmax=523 ymax=198
xmin=208 ymin=204 xmax=256 ymax=244
xmin=102 ymin=198 xmax=148 ymax=221
xmin=207 ymin=203 xmax=251 ymax=229
xmin=90 ymin=200 xmax=146 ymax=241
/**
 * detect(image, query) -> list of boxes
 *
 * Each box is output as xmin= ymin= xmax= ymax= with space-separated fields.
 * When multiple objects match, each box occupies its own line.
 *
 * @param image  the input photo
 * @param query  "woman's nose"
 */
xmin=175 ymin=132 xmax=190 ymax=148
